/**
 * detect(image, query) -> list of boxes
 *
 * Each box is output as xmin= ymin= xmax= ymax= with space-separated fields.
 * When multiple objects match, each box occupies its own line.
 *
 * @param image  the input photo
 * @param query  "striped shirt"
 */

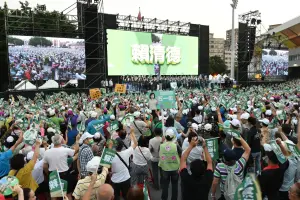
xmin=213 ymin=157 xmax=247 ymax=192
xmin=73 ymin=168 xmax=108 ymax=200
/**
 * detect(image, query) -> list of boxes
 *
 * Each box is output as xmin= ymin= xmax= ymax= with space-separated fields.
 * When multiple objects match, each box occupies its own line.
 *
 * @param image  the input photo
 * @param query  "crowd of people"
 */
xmin=9 ymin=46 xmax=86 ymax=81
xmin=0 ymin=80 xmax=300 ymax=200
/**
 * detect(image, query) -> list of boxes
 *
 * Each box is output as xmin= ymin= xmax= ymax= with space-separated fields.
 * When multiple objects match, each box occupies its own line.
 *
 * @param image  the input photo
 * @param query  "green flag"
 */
xmin=99 ymin=147 xmax=116 ymax=168
xmin=224 ymin=128 xmax=241 ymax=139
xmin=107 ymin=121 xmax=119 ymax=133
xmin=269 ymin=140 xmax=287 ymax=164
xmin=206 ymin=137 xmax=219 ymax=160
xmin=143 ymin=179 xmax=150 ymax=200
xmin=49 ymin=170 xmax=67 ymax=198
xmin=234 ymin=173 xmax=262 ymax=200
xmin=285 ymin=141 xmax=300 ymax=158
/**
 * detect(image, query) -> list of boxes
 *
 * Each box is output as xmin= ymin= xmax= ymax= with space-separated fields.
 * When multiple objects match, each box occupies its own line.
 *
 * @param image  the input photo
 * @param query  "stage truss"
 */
xmin=116 ymin=15 xmax=191 ymax=35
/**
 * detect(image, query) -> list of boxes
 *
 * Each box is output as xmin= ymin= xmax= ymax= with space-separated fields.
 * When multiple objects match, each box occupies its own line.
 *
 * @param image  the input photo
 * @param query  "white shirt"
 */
xmin=132 ymin=147 xmax=152 ymax=166
xmin=32 ymin=159 xmax=44 ymax=184
xmin=43 ymin=147 xmax=75 ymax=172
xmin=149 ymin=137 xmax=162 ymax=162
xmin=111 ymin=147 xmax=133 ymax=183
xmin=182 ymin=138 xmax=204 ymax=169
xmin=109 ymin=80 xmax=113 ymax=87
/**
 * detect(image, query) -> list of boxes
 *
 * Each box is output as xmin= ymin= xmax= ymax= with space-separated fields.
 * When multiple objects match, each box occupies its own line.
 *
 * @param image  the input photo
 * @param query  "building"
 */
xmin=209 ymin=33 xmax=225 ymax=59
xmin=224 ymin=50 xmax=238 ymax=70
xmin=225 ymin=28 xmax=239 ymax=50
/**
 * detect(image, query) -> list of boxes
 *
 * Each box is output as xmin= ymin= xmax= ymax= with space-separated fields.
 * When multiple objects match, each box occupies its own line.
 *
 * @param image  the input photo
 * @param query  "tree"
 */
xmin=28 ymin=37 xmax=52 ymax=47
xmin=8 ymin=37 xmax=24 ymax=45
xmin=209 ymin=56 xmax=227 ymax=74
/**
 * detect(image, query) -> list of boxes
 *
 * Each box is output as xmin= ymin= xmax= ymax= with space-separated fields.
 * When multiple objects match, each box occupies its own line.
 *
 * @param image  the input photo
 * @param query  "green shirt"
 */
xmin=50 ymin=117 xmax=64 ymax=128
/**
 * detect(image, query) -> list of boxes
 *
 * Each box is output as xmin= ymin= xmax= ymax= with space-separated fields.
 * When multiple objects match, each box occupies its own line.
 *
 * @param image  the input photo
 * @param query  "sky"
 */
xmin=2 ymin=0 xmax=300 ymax=38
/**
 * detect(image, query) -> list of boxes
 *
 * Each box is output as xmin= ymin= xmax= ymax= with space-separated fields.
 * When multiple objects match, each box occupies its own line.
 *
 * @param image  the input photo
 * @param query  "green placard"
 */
xmin=100 ymin=147 xmax=116 ymax=168
xmin=49 ymin=170 xmax=67 ymax=198
xmin=107 ymin=121 xmax=119 ymax=133
xmin=270 ymin=140 xmax=287 ymax=164
xmin=206 ymin=137 xmax=219 ymax=160
xmin=224 ymin=128 xmax=241 ymax=139
xmin=92 ymin=121 xmax=105 ymax=132
xmin=156 ymin=91 xmax=176 ymax=109
xmin=285 ymin=142 xmax=300 ymax=158
xmin=234 ymin=173 xmax=262 ymax=200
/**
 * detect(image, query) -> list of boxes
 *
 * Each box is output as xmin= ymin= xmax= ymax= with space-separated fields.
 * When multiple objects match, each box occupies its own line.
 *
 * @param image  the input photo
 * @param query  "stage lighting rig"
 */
xmin=37 ymin=4 xmax=46 ymax=11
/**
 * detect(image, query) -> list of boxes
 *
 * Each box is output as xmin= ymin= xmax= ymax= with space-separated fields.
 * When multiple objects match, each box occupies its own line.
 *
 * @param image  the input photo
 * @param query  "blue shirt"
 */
xmin=87 ymin=119 xmax=105 ymax=135
xmin=67 ymin=128 xmax=78 ymax=146
xmin=0 ymin=150 xmax=13 ymax=177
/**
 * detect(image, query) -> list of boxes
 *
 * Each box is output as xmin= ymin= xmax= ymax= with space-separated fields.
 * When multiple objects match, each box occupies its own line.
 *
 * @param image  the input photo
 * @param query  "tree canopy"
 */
xmin=8 ymin=37 xmax=24 ymax=45
xmin=28 ymin=37 xmax=52 ymax=47
xmin=209 ymin=56 xmax=227 ymax=74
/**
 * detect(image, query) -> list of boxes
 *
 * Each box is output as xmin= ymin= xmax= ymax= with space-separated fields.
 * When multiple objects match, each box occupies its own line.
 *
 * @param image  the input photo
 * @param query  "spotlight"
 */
xmin=251 ymin=18 xmax=256 ymax=25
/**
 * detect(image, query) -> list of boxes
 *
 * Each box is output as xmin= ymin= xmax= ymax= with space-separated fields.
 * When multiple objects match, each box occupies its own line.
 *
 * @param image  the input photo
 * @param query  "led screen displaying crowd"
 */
xmin=8 ymin=37 xmax=86 ymax=81
xmin=261 ymin=49 xmax=289 ymax=76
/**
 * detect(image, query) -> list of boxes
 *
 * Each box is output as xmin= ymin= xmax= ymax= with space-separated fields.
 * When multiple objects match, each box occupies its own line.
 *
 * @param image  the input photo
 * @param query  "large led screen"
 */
xmin=261 ymin=49 xmax=289 ymax=76
xmin=8 ymin=35 xmax=86 ymax=80
xmin=107 ymin=29 xmax=198 ymax=75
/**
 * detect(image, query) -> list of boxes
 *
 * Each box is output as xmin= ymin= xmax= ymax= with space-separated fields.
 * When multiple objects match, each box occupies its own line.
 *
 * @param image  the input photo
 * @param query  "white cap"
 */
xmin=198 ymin=106 xmax=203 ymax=110
xmin=91 ymin=112 xmax=97 ymax=118
xmin=49 ymin=109 xmax=55 ymax=116
xmin=241 ymin=113 xmax=250 ymax=120
xmin=211 ymin=107 xmax=216 ymax=111
xmin=204 ymin=124 xmax=212 ymax=131
xmin=231 ymin=108 xmax=237 ymax=113
xmin=6 ymin=136 xmax=14 ymax=143
xmin=86 ymin=156 xmax=101 ymax=172
xmin=265 ymin=110 xmax=272 ymax=116
xmin=230 ymin=119 xmax=240 ymax=127
xmin=165 ymin=129 xmax=175 ymax=138
xmin=270 ymin=97 xmax=274 ymax=100
xmin=110 ymin=115 xmax=116 ymax=120
xmin=133 ymin=111 xmax=141 ymax=118
xmin=262 ymin=97 xmax=267 ymax=101
xmin=47 ymin=127 xmax=56 ymax=133
xmin=26 ymin=151 xmax=34 ymax=161
xmin=191 ymin=123 xmax=199 ymax=131
xmin=80 ymin=132 xmax=94 ymax=144
xmin=94 ymin=132 xmax=101 ymax=139
xmin=259 ymin=118 xmax=270 ymax=126
xmin=228 ymin=114 xmax=237 ymax=119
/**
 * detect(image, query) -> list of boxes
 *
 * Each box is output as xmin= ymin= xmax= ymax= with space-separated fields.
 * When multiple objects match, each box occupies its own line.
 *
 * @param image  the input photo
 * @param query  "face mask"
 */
xmin=88 ymin=139 xmax=94 ymax=145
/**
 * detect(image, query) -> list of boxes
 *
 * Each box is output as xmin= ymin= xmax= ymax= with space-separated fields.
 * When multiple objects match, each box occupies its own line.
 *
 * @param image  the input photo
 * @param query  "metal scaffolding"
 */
xmin=116 ymin=15 xmax=190 ymax=35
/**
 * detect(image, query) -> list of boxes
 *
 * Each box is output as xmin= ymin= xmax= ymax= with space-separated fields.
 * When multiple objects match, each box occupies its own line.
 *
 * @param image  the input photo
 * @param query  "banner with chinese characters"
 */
xmin=205 ymin=137 xmax=219 ymax=160
xmin=115 ymin=84 xmax=127 ymax=94
xmin=234 ymin=173 xmax=262 ymax=200
xmin=147 ymin=91 xmax=176 ymax=109
xmin=269 ymin=140 xmax=287 ymax=164
xmin=49 ymin=170 xmax=67 ymax=198
xmin=89 ymin=88 xmax=101 ymax=100
xmin=107 ymin=121 xmax=119 ymax=133
xmin=100 ymin=147 xmax=117 ymax=168
xmin=107 ymin=29 xmax=198 ymax=76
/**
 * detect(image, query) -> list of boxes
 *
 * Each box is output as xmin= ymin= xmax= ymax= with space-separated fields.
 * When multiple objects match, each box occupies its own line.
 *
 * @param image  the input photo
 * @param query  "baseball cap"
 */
xmin=110 ymin=115 xmax=116 ymax=120
xmin=86 ymin=156 xmax=101 ymax=172
xmin=241 ymin=113 xmax=250 ymax=120
xmin=133 ymin=111 xmax=141 ymax=118
xmin=230 ymin=119 xmax=240 ymax=128
xmin=191 ymin=123 xmax=199 ymax=131
xmin=259 ymin=118 xmax=270 ymax=126
xmin=94 ymin=132 xmax=101 ymax=139
xmin=204 ymin=124 xmax=212 ymax=131
xmin=223 ymin=120 xmax=231 ymax=129
xmin=198 ymin=106 xmax=204 ymax=111
xmin=68 ymin=110 xmax=73 ymax=115
xmin=91 ymin=111 xmax=97 ymax=118
xmin=80 ymin=132 xmax=94 ymax=143
xmin=223 ymin=149 xmax=237 ymax=161
xmin=165 ymin=129 xmax=175 ymax=138
xmin=26 ymin=151 xmax=34 ymax=161
xmin=265 ymin=110 xmax=272 ymax=116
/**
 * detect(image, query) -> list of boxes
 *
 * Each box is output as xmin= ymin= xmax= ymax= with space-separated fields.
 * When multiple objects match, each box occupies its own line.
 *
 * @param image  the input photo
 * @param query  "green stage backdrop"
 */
xmin=107 ymin=29 xmax=198 ymax=75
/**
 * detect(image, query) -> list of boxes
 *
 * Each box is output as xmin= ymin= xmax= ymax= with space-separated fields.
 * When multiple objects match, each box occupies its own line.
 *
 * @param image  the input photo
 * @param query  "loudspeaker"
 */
xmin=0 ymin=11 xmax=8 ymax=92
xmin=189 ymin=24 xmax=209 ymax=75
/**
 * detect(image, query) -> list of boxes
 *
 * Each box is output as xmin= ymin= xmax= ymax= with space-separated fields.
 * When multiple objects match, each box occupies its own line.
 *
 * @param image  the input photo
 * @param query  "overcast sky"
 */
xmin=3 ymin=0 xmax=300 ymax=38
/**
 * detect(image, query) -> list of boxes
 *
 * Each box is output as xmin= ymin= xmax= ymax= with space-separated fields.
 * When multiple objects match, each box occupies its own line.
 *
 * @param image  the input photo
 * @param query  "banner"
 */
xmin=115 ymin=84 xmax=127 ymax=93
xmin=206 ymin=137 xmax=219 ymax=160
xmin=234 ymin=173 xmax=262 ymax=200
xmin=269 ymin=140 xmax=287 ymax=164
xmin=89 ymin=88 xmax=101 ymax=100
xmin=100 ymin=147 xmax=117 ymax=168
xmin=49 ymin=170 xmax=67 ymax=198
xmin=156 ymin=91 xmax=176 ymax=109
xmin=224 ymin=128 xmax=241 ymax=139
xmin=284 ymin=141 xmax=300 ymax=158
xmin=107 ymin=121 xmax=119 ymax=133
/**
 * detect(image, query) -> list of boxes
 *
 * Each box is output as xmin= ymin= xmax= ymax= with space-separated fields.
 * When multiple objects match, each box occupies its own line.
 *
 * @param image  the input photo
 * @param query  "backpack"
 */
xmin=224 ymin=164 xmax=242 ymax=200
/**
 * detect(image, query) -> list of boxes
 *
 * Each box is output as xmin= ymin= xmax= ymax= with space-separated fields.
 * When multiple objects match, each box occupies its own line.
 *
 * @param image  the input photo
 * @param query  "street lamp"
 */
xmin=230 ymin=0 xmax=238 ymax=80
